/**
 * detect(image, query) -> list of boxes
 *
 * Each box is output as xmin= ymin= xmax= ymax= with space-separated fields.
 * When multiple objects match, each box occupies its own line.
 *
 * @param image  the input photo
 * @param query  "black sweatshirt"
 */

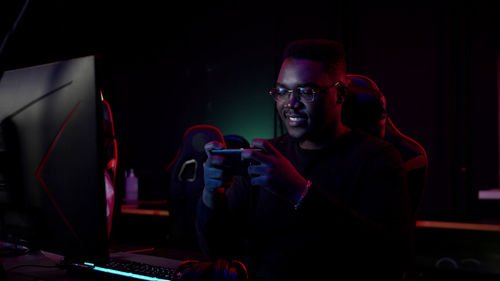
xmin=196 ymin=130 xmax=413 ymax=281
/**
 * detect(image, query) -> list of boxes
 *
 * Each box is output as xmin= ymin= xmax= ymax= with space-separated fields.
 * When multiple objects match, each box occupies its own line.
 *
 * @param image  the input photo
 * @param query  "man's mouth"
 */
xmin=284 ymin=112 xmax=307 ymax=126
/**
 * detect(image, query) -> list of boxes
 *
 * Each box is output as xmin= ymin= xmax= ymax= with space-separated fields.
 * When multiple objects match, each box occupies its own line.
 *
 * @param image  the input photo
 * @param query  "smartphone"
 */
xmin=211 ymin=148 xmax=262 ymax=176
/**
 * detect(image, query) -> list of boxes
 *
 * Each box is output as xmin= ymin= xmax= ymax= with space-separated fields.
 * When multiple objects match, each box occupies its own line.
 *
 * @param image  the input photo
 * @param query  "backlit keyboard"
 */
xmin=82 ymin=259 xmax=176 ymax=281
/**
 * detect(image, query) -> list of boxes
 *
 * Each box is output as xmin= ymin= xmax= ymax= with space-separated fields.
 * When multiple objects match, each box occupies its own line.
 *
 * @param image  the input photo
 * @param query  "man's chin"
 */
xmin=287 ymin=125 xmax=328 ymax=142
xmin=286 ymin=128 xmax=309 ymax=140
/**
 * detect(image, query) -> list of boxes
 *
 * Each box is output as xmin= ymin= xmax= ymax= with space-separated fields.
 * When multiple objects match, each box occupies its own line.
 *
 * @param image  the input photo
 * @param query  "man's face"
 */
xmin=275 ymin=58 xmax=342 ymax=140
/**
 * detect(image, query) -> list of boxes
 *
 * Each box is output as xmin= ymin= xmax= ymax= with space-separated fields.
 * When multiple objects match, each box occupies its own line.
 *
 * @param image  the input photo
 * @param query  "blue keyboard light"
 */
xmin=83 ymin=262 xmax=172 ymax=281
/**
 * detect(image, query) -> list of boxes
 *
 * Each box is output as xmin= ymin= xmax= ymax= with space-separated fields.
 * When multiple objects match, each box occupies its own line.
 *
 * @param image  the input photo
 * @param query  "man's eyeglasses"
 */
xmin=268 ymin=82 xmax=341 ymax=103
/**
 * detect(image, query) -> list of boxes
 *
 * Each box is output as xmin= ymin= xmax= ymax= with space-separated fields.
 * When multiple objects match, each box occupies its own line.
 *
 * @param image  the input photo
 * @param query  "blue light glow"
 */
xmin=82 ymin=262 xmax=171 ymax=281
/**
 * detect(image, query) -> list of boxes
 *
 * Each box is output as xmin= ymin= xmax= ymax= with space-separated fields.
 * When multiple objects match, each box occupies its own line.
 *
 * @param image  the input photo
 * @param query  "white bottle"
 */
xmin=125 ymin=168 xmax=139 ymax=205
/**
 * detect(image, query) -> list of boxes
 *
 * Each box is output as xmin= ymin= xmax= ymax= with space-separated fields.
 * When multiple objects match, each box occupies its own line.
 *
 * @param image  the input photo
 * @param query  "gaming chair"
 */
xmin=166 ymin=125 xmax=226 ymax=250
xmin=342 ymin=74 xmax=428 ymax=220
xmin=102 ymin=94 xmax=117 ymax=237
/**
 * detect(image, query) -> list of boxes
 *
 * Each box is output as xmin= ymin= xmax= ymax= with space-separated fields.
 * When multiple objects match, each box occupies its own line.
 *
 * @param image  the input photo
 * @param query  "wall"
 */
xmin=347 ymin=0 xmax=498 ymax=219
xmin=1 ymin=0 xmax=498 ymax=220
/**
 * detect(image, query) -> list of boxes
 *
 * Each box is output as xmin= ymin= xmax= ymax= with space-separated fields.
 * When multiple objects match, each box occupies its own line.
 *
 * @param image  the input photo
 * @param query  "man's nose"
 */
xmin=285 ymin=91 xmax=301 ymax=108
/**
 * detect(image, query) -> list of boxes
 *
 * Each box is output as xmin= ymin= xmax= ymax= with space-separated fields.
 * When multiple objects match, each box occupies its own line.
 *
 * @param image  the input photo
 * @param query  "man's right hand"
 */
xmin=202 ymin=141 xmax=230 ymax=209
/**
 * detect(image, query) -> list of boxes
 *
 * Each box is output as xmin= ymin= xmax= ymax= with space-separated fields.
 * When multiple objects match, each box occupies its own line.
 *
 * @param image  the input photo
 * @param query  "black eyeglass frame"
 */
xmin=268 ymin=81 xmax=342 ymax=103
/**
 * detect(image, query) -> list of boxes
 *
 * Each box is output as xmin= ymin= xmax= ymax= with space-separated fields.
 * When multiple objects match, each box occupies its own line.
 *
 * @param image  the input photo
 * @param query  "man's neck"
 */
xmin=299 ymin=125 xmax=352 ymax=150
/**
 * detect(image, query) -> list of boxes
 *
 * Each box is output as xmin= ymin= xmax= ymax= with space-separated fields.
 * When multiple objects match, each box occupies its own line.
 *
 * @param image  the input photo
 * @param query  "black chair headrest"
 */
xmin=342 ymin=74 xmax=387 ymax=138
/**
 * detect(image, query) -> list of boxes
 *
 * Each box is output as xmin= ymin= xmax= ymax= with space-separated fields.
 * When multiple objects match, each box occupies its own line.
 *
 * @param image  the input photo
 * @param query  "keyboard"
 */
xmin=77 ymin=259 xmax=176 ymax=281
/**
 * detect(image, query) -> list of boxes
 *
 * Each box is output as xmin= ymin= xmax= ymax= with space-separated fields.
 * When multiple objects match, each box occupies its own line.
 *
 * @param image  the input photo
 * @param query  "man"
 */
xmin=196 ymin=39 xmax=412 ymax=281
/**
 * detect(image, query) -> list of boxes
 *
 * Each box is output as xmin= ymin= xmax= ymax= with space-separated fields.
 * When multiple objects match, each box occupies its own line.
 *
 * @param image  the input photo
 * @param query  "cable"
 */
xmin=0 ymin=0 xmax=30 ymax=82
xmin=0 ymin=0 xmax=30 ymax=57
xmin=123 ymin=247 xmax=156 ymax=254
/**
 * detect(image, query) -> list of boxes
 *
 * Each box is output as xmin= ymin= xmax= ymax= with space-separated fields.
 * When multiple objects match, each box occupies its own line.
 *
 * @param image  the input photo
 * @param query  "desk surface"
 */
xmin=416 ymin=220 xmax=500 ymax=232
xmin=121 ymin=204 xmax=170 ymax=216
xmin=1 ymin=246 xmax=200 ymax=281
xmin=1 ymin=250 xmax=74 ymax=281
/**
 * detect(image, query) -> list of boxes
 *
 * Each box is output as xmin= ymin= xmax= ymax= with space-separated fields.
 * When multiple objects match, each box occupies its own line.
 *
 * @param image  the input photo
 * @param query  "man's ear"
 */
xmin=336 ymin=82 xmax=347 ymax=104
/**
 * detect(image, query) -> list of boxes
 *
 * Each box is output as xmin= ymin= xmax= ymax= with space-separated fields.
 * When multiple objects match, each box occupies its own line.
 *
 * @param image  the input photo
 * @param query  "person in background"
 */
xmin=196 ymin=39 xmax=412 ymax=281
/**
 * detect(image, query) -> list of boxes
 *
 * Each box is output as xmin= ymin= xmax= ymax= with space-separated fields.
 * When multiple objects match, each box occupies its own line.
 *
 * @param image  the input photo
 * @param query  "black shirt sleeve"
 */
xmin=296 ymin=144 xmax=413 ymax=278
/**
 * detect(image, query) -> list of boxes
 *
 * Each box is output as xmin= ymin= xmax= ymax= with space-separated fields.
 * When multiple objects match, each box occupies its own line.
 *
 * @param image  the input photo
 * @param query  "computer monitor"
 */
xmin=0 ymin=55 xmax=110 ymax=264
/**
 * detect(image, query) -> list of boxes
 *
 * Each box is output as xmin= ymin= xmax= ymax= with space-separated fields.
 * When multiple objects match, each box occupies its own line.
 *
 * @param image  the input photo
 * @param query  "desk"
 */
xmin=414 ymin=220 xmax=500 ymax=280
xmin=111 ymin=202 xmax=171 ymax=247
xmin=1 ymin=250 xmax=68 ymax=281
xmin=416 ymin=220 xmax=500 ymax=232
xmin=1 ymin=247 xmax=198 ymax=281
xmin=121 ymin=204 xmax=170 ymax=217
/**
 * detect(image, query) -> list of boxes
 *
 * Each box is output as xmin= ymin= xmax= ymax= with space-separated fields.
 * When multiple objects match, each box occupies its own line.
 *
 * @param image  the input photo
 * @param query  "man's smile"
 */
xmin=284 ymin=111 xmax=308 ymax=126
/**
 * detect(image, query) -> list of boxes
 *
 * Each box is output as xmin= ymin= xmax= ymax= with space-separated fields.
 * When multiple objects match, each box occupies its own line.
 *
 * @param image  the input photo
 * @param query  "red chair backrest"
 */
xmin=166 ymin=124 xmax=225 ymax=251
xmin=343 ymin=74 xmax=428 ymax=219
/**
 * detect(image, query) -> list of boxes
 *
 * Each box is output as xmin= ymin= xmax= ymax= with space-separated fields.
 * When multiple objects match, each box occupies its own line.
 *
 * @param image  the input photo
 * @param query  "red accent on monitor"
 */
xmin=35 ymin=101 xmax=83 ymax=247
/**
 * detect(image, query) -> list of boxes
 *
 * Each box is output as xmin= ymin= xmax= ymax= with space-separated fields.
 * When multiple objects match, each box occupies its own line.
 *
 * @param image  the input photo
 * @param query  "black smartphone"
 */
xmin=211 ymin=148 xmax=262 ymax=176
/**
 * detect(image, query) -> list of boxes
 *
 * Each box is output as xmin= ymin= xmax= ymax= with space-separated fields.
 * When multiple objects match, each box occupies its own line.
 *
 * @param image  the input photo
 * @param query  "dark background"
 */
xmin=1 ymin=0 xmax=498 ymax=222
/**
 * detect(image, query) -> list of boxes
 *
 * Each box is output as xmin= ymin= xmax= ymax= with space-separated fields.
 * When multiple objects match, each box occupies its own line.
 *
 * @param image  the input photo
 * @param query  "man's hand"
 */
xmin=243 ymin=139 xmax=308 ymax=206
xmin=202 ymin=141 xmax=230 ymax=209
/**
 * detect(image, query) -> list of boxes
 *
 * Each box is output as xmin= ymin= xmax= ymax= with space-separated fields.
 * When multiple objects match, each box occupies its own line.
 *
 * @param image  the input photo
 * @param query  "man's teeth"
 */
xmin=289 ymin=116 xmax=305 ymax=121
